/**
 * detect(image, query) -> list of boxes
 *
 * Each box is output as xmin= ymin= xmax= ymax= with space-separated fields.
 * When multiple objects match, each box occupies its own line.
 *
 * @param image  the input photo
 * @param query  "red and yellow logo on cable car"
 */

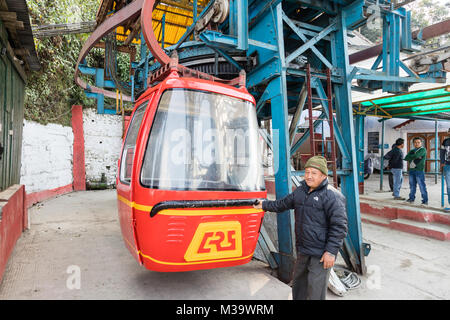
xmin=184 ymin=221 xmax=243 ymax=262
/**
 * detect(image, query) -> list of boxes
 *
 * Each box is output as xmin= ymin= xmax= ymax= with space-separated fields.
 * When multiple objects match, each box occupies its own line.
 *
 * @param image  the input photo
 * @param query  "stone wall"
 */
xmin=83 ymin=108 xmax=123 ymax=187
xmin=20 ymin=120 xmax=73 ymax=193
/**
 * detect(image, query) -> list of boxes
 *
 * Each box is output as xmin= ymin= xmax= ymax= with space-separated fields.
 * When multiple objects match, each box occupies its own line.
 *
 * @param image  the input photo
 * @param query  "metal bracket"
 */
xmin=257 ymin=224 xmax=279 ymax=269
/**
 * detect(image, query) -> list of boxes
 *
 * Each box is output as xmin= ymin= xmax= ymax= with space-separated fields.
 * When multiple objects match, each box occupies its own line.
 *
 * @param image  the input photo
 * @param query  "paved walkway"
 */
xmin=1 ymin=189 xmax=449 ymax=300
xmin=0 ymin=190 xmax=291 ymax=300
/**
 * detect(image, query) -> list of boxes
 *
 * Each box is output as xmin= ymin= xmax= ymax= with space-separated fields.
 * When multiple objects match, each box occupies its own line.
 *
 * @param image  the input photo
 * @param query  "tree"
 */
xmin=359 ymin=0 xmax=450 ymax=47
xmin=405 ymin=0 xmax=449 ymax=47
xmin=25 ymin=0 xmax=101 ymax=126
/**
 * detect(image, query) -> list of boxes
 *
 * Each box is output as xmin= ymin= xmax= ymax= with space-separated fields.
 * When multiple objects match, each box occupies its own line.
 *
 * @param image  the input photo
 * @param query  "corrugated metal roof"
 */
xmin=4 ymin=0 xmax=40 ymax=71
xmin=150 ymin=1 xmax=211 ymax=47
xmin=152 ymin=3 xmax=194 ymax=47
xmin=100 ymin=0 xmax=211 ymax=48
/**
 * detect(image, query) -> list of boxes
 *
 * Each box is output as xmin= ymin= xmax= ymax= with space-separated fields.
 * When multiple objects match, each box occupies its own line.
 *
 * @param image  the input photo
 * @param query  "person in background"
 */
xmin=253 ymin=156 xmax=347 ymax=300
xmin=384 ymin=138 xmax=405 ymax=200
xmin=404 ymin=137 xmax=428 ymax=205
xmin=440 ymin=128 xmax=450 ymax=212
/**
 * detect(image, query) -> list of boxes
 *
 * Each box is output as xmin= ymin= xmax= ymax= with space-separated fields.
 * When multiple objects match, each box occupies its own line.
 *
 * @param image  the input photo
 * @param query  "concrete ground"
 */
xmin=0 ymin=190 xmax=291 ymax=300
xmin=0 ymin=189 xmax=449 ymax=300
xmin=330 ymin=221 xmax=450 ymax=300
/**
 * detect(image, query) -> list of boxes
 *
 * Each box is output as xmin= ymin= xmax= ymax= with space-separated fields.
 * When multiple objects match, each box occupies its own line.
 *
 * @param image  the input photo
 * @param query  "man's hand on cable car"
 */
xmin=253 ymin=200 xmax=263 ymax=210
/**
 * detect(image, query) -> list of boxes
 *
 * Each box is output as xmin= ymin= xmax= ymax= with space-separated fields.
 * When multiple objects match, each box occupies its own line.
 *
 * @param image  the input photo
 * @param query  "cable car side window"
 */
xmin=119 ymin=100 xmax=148 ymax=185
xmin=140 ymin=89 xmax=265 ymax=192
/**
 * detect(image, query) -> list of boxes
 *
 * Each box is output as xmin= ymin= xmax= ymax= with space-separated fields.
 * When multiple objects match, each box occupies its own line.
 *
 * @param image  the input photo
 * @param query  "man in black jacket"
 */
xmin=254 ymin=156 xmax=347 ymax=300
xmin=384 ymin=138 xmax=405 ymax=200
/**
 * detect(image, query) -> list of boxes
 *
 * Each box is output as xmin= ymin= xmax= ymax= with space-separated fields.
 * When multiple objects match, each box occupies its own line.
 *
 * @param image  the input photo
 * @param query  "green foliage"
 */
xmin=25 ymin=0 xmax=101 ymax=126
xmin=406 ymin=0 xmax=450 ymax=47
xmin=359 ymin=24 xmax=382 ymax=43
xmin=359 ymin=0 xmax=450 ymax=46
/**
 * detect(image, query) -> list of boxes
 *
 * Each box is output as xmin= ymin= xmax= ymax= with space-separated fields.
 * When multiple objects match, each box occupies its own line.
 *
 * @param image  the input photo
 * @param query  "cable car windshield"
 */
xmin=140 ymin=89 xmax=265 ymax=191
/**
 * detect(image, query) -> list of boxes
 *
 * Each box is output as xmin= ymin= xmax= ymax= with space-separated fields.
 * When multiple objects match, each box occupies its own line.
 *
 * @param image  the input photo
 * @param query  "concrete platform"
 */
xmin=0 ymin=190 xmax=291 ymax=300
xmin=363 ymin=173 xmax=447 ymax=212
xmin=1 ymin=189 xmax=449 ymax=300
xmin=360 ymin=174 xmax=450 ymax=241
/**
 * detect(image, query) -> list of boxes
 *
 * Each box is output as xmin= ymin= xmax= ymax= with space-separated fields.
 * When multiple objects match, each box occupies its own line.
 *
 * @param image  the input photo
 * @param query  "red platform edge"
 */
xmin=265 ymin=178 xmax=449 ymax=241
xmin=0 ymin=185 xmax=27 ymax=284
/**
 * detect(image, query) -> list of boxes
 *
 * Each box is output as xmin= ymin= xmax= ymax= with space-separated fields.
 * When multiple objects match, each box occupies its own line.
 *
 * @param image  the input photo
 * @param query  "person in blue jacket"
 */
xmin=384 ymin=138 xmax=405 ymax=200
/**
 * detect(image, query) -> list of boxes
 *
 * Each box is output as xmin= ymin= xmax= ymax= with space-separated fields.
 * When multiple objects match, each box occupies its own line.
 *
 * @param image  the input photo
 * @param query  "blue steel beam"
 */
xmin=286 ymin=68 xmax=343 ymax=84
xmin=355 ymin=114 xmax=365 ymax=189
xmin=172 ymin=0 xmax=216 ymax=51
xmin=161 ymin=13 xmax=166 ymax=49
xmin=78 ymin=64 xmax=126 ymax=114
xmin=313 ymin=77 xmax=351 ymax=161
xmin=197 ymin=33 xmax=244 ymax=70
xmin=247 ymin=1 xmax=296 ymax=283
xmin=256 ymin=86 xmax=272 ymax=115
xmin=384 ymin=12 xmax=401 ymax=92
xmin=285 ymin=22 xmax=337 ymax=64
xmin=269 ymin=4 xmax=295 ymax=284
xmin=380 ymin=119 xmax=386 ymax=190
xmin=237 ymin=0 xmax=249 ymax=50
xmin=281 ymin=11 xmax=334 ymax=70
xmin=353 ymin=71 xmax=445 ymax=84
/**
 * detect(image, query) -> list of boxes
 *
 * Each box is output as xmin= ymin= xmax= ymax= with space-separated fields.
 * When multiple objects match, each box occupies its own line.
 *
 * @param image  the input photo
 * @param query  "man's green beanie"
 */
xmin=305 ymin=156 xmax=328 ymax=175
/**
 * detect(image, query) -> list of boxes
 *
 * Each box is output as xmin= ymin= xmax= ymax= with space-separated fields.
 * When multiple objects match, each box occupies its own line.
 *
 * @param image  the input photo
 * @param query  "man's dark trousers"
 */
xmin=292 ymin=253 xmax=330 ymax=300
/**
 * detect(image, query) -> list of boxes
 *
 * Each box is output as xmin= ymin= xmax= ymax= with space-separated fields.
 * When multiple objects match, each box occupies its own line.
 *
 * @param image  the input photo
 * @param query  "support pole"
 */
xmin=442 ymin=167 xmax=445 ymax=207
xmin=380 ymin=119 xmax=385 ymax=191
xmin=435 ymin=121 xmax=438 ymax=184
xmin=307 ymin=64 xmax=315 ymax=155
xmin=270 ymin=4 xmax=295 ymax=284
xmin=330 ymin=8 xmax=365 ymax=274
xmin=355 ymin=114 xmax=365 ymax=194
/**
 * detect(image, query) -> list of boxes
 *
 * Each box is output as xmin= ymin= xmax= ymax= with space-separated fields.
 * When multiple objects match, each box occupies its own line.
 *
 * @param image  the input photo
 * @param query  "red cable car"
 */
xmin=116 ymin=68 xmax=266 ymax=272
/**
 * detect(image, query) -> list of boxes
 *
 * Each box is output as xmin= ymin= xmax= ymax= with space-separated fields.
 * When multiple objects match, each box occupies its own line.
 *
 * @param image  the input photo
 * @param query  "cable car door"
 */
xmin=117 ymin=93 xmax=153 ymax=263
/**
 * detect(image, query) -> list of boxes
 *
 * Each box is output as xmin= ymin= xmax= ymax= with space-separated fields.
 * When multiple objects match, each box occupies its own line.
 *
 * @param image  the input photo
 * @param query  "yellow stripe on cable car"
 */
xmin=117 ymin=195 xmax=153 ymax=211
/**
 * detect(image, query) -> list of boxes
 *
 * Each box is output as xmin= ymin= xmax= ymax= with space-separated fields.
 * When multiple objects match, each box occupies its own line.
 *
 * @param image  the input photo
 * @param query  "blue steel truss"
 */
xmin=79 ymin=0 xmax=447 ymax=282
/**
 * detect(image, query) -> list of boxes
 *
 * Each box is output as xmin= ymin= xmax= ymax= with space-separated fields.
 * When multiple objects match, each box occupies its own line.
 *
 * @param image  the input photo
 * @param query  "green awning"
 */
xmin=354 ymin=85 xmax=450 ymax=120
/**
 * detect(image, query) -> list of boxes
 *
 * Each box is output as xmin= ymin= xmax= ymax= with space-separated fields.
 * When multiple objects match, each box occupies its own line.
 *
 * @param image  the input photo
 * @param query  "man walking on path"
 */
xmin=405 ymin=137 xmax=428 ymax=205
xmin=253 ymin=156 xmax=348 ymax=300
xmin=384 ymin=138 xmax=405 ymax=200
xmin=440 ymin=129 xmax=450 ymax=212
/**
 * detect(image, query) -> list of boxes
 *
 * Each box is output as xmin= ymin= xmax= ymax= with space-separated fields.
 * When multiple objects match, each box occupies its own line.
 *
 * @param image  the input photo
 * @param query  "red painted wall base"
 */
xmin=26 ymin=184 xmax=73 ymax=208
xmin=0 ymin=185 xmax=26 ymax=284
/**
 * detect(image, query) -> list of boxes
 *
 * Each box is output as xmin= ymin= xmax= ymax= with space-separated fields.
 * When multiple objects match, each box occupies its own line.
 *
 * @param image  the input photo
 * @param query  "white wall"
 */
xmin=20 ymin=120 xmax=74 ymax=193
xmin=83 ymin=108 xmax=123 ymax=187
